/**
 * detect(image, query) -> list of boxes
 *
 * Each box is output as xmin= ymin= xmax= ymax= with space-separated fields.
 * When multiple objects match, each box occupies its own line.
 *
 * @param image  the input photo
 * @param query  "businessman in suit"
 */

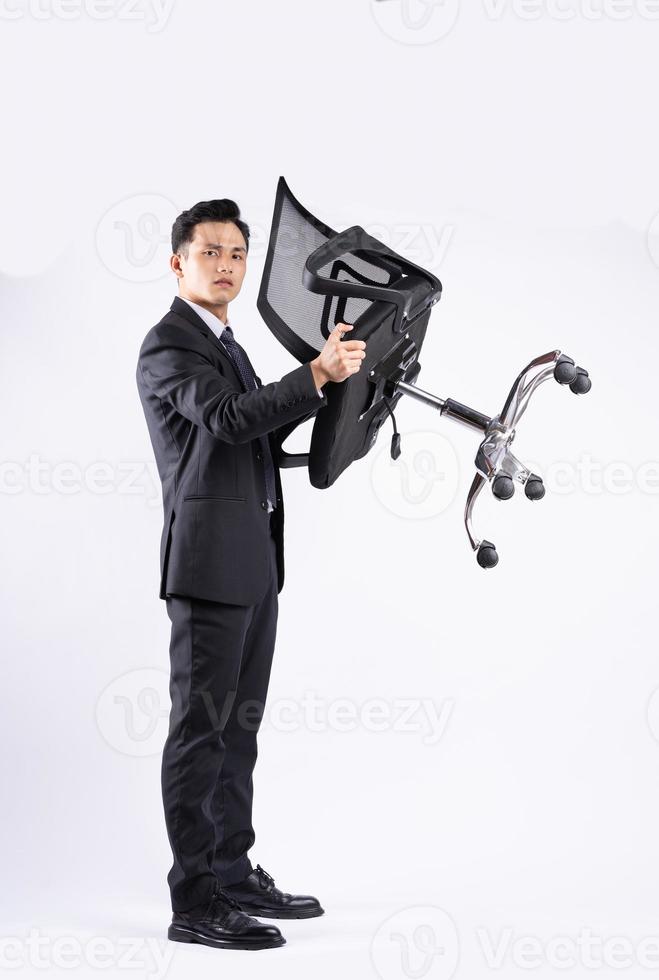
xmin=136 ymin=198 xmax=366 ymax=950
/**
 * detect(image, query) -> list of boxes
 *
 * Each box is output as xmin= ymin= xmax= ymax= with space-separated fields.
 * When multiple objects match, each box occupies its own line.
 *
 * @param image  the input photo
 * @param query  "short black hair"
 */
xmin=171 ymin=199 xmax=250 ymax=257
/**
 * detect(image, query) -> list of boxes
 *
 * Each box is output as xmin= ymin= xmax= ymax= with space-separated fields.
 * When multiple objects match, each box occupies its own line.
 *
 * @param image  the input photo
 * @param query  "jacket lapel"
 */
xmin=169 ymin=297 xmax=279 ymax=463
xmin=169 ymin=296 xmax=243 ymax=388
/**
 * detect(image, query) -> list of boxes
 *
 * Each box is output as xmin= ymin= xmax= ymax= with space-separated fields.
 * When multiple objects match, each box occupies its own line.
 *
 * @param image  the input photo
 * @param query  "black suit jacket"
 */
xmin=136 ymin=296 xmax=327 ymax=605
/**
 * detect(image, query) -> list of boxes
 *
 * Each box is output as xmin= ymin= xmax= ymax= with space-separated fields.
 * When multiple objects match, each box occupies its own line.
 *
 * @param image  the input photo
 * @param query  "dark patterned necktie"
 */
xmin=219 ymin=324 xmax=277 ymax=510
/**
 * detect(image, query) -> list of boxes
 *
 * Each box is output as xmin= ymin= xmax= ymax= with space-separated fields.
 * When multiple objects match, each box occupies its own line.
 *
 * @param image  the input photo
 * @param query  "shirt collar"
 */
xmin=180 ymin=297 xmax=231 ymax=340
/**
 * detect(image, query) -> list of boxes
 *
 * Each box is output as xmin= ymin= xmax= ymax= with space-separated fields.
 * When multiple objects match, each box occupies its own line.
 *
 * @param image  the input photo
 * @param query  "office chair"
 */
xmin=257 ymin=177 xmax=591 ymax=568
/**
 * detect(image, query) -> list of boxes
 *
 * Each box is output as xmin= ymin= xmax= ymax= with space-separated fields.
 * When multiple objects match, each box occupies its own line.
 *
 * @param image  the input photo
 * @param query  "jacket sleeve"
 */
xmin=272 ymin=400 xmax=325 ymax=455
xmin=137 ymin=323 xmax=328 ymax=445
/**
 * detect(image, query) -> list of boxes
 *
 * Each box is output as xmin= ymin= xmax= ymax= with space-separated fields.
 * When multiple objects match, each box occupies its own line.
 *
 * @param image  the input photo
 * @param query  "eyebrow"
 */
xmin=201 ymin=243 xmax=247 ymax=253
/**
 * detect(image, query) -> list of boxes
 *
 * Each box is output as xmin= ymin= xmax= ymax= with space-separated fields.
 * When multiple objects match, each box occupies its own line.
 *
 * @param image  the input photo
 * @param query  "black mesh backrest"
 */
xmin=258 ymin=178 xmax=403 ymax=361
xmin=257 ymin=177 xmax=442 ymax=489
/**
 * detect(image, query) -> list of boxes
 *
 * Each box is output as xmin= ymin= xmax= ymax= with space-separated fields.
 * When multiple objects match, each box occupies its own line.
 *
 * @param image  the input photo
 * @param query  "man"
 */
xmin=135 ymin=198 xmax=366 ymax=951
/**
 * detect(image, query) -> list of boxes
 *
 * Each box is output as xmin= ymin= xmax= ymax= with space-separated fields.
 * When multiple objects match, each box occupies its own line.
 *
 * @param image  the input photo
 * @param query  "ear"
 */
xmin=170 ymin=253 xmax=183 ymax=278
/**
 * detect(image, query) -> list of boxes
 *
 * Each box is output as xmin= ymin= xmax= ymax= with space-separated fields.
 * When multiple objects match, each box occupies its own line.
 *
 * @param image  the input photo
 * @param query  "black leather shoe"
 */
xmin=222 ymin=864 xmax=324 ymax=919
xmin=168 ymin=883 xmax=286 ymax=950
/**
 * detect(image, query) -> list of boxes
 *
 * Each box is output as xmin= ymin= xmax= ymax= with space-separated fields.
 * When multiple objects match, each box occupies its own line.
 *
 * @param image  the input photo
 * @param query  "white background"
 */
xmin=2 ymin=1 xmax=658 ymax=978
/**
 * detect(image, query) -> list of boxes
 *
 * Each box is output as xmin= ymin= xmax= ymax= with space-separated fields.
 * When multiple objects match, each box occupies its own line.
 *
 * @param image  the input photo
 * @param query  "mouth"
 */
xmin=214 ymin=279 xmax=233 ymax=287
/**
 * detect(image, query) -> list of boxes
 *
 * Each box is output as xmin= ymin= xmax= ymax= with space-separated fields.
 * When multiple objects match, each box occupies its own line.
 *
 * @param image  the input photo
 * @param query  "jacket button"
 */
xmin=256 ymin=452 xmax=262 ymax=461
xmin=261 ymin=501 xmax=267 ymax=509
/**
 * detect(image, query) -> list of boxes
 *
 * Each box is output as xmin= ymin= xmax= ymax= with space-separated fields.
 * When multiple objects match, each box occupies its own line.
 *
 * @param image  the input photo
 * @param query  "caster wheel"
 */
xmin=477 ymin=540 xmax=499 ymax=569
xmin=554 ymin=355 xmax=577 ymax=385
xmin=570 ymin=367 xmax=591 ymax=395
xmin=524 ymin=474 xmax=545 ymax=500
xmin=492 ymin=474 xmax=515 ymax=500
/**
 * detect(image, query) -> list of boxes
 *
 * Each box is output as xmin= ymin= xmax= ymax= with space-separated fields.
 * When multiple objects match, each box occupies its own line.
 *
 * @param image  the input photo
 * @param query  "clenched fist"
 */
xmin=310 ymin=322 xmax=367 ymax=390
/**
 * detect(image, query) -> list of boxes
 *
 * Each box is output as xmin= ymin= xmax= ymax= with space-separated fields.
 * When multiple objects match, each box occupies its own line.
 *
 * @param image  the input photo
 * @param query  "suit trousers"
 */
xmin=162 ymin=521 xmax=279 ymax=912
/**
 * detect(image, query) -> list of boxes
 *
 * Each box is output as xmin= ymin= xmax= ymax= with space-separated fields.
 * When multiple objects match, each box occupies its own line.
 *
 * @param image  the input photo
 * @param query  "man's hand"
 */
xmin=310 ymin=323 xmax=366 ymax=389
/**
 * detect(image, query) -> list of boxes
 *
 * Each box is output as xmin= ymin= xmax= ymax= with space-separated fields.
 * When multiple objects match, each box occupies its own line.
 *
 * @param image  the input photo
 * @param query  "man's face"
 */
xmin=172 ymin=220 xmax=247 ymax=310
